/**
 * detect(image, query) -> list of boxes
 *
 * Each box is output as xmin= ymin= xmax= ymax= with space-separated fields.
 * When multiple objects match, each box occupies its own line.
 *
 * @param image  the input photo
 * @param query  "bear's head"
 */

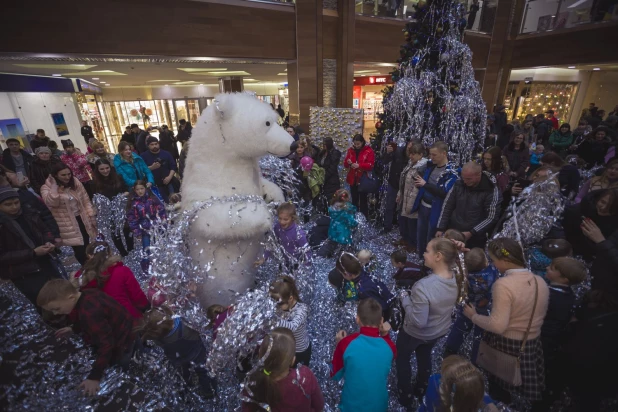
xmin=194 ymin=92 xmax=294 ymax=159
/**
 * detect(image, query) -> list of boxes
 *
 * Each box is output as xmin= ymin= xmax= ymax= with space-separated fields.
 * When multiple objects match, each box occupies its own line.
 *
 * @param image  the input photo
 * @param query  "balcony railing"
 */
xmin=355 ymin=0 xmax=495 ymax=33
xmin=520 ymin=0 xmax=618 ymax=34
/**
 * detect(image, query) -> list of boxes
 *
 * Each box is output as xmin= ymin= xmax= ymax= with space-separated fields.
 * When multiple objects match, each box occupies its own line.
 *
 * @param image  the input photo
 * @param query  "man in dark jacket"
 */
xmin=140 ymin=136 xmax=179 ymax=202
xmin=318 ymin=137 xmax=341 ymax=202
xmin=2 ymin=138 xmax=33 ymax=178
xmin=493 ymin=104 xmax=507 ymax=135
xmin=0 ymin=186 xmax=61 ymax=307
xmin=436 ymin=162 xmax=502 ymax=248
xmin=80 ymin=120 xmax=95 ymax=146
xmin=158 ymin=125 xmax=179 ymax=160
xmin=30 ymin=129 xmax=51 ymax=151
xmin=382 ymin=141 xmax=410 ymax=232
xmin=121 ymin=125 xmax=136 ymax=147
xmin=0 ymin=167 xmax=60 ymax=241
xmin=132 ymin=124 xmax=149 ymax=154
xmin=534 ymin=114 xmax=554 ymax=146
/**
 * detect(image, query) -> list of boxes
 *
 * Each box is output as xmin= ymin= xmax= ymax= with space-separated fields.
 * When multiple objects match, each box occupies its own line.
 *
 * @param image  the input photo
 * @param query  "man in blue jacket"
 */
xmin=140 ymin=136 xmax=179 ymax=202
xmin=411 ymin=141 xmax=458 ymax=258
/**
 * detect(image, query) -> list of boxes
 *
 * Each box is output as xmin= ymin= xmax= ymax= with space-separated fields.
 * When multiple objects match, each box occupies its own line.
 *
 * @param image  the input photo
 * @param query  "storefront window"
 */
xmin=511 ymin=82 xmax=578 ymax=124
xmin=520 ymin=0 xmax=617 ymax=34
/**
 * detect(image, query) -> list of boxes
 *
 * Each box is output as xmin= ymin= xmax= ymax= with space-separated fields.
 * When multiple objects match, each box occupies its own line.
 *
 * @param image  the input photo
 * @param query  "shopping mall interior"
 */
xmin=2 ymin=0 xmax=618 ymax=411
xmin=1 ymin=0 xmax=617 ymax=153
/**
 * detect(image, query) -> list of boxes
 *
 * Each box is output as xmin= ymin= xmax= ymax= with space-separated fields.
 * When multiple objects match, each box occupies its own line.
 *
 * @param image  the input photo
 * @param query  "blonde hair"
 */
xmin=552 ymin=257 xmax=587 ymax=285
xmin=439 ymin=355 xmax=485 ymax=412
xmin=138 ymin=306 xmax=175 ymax=340
xmin=37 ymin=279 xmax=78 ymax=307
xmin=357 ymin=249 xmax=373 ymax=262
xmin=429 ymin=238 xmax=467 ymax=303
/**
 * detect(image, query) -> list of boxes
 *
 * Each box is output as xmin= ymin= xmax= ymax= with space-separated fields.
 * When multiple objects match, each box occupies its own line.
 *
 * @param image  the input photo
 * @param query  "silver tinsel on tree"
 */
xmin=382 ymin=0 xmax=486 ymax=163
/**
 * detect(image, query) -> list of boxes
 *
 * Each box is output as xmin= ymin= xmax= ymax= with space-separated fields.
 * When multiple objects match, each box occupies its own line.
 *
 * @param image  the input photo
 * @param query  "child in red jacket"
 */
xmin=72 ymin=241 xmax=149 ymax=319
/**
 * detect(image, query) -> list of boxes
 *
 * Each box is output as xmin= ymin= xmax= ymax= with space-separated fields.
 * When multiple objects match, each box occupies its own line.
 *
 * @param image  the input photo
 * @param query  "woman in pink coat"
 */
xmin=41 ymin=162 xmax=97 ymax=264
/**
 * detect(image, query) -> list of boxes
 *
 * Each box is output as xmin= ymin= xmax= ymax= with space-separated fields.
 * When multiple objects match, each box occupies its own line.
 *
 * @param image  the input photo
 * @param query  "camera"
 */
xmin=155 ymin=157 xmax=167 ymax=166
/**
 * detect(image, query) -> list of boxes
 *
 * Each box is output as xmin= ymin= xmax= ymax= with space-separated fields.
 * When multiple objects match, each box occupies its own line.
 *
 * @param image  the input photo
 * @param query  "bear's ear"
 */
xmin=212 ymin=93 xmax=235 ymax=121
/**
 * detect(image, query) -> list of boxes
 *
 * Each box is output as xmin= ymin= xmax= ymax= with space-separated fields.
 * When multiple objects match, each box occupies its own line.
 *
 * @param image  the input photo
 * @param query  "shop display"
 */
xmin=515 ymin=83 xmax=577 ymax=123
xmin=309 ymin=106 xmax=364 ymax=150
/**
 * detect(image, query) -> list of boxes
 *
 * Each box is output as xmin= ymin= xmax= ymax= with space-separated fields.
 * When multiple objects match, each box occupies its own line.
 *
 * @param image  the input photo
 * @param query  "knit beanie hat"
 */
xmin=35 ymin=146 xmax=52 ymax=155
xmin=0 ymin=185 xmax=19 ymax=204
xmin=146 ymin=136 xmax=159 ymax=145
xmin=61 ymin=139 xmax=74 ymax=148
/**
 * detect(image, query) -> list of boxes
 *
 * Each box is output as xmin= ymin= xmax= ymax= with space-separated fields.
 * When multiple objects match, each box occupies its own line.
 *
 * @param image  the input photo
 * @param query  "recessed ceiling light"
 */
xmin=567 ymin=66 xmax=576 ymax=69
xmin=593 ymin=68 xmax=601 ymax=71
xmin=200 ymin=84 xmax=204 ymax=86
xmin=92 ymin=78 xmax=99 ymax=80
xmin=165 ymin=84 xmax=168 ymax=86
xmin=52 ymin=74 xmax=62 ymax=77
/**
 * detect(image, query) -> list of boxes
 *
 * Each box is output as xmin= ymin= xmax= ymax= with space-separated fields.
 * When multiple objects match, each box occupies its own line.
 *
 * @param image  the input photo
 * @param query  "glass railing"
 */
xmin=520 ymin=0 xmax=618 ymax=34
xmin=354 ymin=0 xmax=495 ymax=33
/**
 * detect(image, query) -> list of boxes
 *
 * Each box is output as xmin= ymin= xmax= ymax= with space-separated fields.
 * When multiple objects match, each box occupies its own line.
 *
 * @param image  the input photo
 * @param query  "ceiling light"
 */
xmin=92 ymin=77 xmax=99 ymax=80
xmin=277 ymin=73 xmax=287 ymax=76
xmin=188 ymin=71 xmax=250 ymax=76
xmin=177 ymin=68 xmax=227 ymax=73
xmin=165 ymin=84 xmax=168 ymax=86
xmin=147 ymin=80 xmax=181 ymax=83
xmin=593 ymin=68 xmax=601 ymax=71
xmin=200 ymin=83 xmax=204 ymax=85
xmin=52 ymin=74 xmax=62 ymax=77
xmin=13 ymin=64 xmax=96 ymax=70
xmin=567 ymin=66 xmax=575 ymax=69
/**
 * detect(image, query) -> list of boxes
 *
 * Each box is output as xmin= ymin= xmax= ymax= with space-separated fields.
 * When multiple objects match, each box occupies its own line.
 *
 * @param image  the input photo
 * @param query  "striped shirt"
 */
xmin=277 ymin=301 xmax=310 ymax=352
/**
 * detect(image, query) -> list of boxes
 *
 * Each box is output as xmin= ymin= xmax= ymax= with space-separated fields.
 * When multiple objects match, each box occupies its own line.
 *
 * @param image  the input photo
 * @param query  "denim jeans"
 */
xmin=142 ymin=233 xmax=151 ymax=255
xmin=444 ymin=306 xmax=489 ymax=364
xmin=416 ymin=204 xmax=435 ymax=258
xmin=383 ymin=184 xmax=398 ymax=231
xmin=395 ymin=328 xmax=440 ymax=407
xmin=398 ymin=216 xmax=417 ymax=246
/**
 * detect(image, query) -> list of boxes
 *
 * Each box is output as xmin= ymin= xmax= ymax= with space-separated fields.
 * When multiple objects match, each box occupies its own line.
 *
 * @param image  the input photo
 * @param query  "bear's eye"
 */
xmin=265 ymin=121 xmax=271 ymax=127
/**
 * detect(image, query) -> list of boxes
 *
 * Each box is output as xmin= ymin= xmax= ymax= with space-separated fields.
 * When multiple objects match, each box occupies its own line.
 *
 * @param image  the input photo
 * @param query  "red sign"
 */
xmin=353 ymin=75 xmax=392 ymax=86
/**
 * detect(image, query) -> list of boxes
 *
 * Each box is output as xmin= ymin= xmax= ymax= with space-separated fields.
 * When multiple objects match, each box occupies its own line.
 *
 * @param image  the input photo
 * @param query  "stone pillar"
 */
xmin=218 ymin=77 xmax=244 ymax=93
xmin=295 ymin=0 xmax=323 ymax=131
xmin=287 ymin=62 xmax=300 ymax=126
xmin=336 ymin=0 xmax=355 ymax=108
xmin=481 ymin=0 xmax=526 ymax=109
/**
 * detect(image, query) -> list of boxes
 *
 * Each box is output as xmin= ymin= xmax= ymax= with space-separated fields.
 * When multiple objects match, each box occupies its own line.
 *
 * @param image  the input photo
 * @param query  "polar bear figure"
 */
xmin=181 ymin=93 xmax=294 ymax=307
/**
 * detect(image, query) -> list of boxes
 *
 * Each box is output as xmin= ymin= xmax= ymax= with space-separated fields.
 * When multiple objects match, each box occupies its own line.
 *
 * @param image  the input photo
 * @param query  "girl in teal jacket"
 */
xmin=114 ymin=141 xmax=155 ymax=188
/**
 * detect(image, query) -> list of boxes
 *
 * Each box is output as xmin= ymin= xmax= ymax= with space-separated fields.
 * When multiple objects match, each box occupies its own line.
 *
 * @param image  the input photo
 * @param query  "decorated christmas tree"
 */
xmin=372 ymin=0 xmax=486 ymax=164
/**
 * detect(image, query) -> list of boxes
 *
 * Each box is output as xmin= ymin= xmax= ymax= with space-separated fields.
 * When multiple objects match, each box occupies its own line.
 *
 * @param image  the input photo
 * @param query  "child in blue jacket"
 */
xmin=318 ymin=189 xmax=358 ymax=257
xmin=331 ymin=298 xmax=396 ymax=412
xmin=444 ymin=248 xmax=498 ymax=363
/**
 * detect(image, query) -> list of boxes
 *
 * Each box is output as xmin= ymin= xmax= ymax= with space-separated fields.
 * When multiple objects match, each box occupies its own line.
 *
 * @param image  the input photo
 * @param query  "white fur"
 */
xmin=181 ymin=93 xmax=294 ymax=306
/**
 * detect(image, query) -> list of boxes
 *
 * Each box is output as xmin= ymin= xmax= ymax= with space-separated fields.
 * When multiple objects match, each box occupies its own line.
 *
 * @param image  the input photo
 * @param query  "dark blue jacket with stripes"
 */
xmin=437 ymin=171 xmax=502 ymax=236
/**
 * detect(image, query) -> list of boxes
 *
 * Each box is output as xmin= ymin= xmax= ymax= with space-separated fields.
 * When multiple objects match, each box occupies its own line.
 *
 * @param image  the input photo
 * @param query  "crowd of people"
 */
xmin=1 ymin=103 xmax=617 ymax=412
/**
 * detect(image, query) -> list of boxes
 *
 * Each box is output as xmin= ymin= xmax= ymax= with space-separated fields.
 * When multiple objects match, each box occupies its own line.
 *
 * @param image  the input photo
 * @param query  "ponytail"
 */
xmin=243 ymin=328 xmax=296 ymax=410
